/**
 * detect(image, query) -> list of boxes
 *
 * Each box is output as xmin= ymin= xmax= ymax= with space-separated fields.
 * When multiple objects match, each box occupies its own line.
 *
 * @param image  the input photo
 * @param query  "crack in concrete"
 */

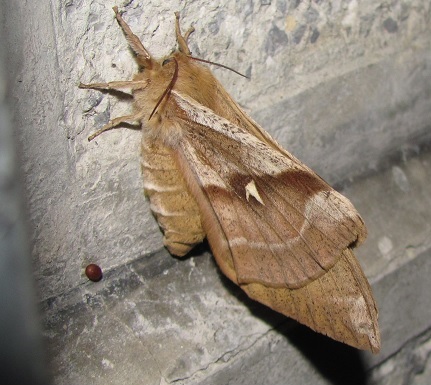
xmin=167 ymin=328 xmax=275 ymax=384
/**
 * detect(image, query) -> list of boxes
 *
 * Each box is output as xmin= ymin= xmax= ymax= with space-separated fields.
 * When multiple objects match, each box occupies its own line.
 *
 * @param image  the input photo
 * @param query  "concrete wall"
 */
xmin=3 ymin=0 xmax=431 ymax=384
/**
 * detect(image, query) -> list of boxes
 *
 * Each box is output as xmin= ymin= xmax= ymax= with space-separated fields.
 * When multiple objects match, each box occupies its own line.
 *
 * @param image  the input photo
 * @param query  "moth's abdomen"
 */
xmin=141 ymin=136 xmax=205 ymax=256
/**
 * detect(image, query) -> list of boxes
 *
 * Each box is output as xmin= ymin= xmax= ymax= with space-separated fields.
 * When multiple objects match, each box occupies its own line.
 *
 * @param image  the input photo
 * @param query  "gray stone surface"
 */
xmin=3 ymin=0 xmax=431 ymax=384
xmin=370 ymin=330 xmax=431 ymax=385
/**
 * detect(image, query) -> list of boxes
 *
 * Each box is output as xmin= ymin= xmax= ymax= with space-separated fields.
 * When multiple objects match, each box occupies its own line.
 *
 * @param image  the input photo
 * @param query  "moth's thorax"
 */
xmin=171 ymin=53 xmax=221 ymax=110
xmin=133 ymin=52 xmax=222 ymax=147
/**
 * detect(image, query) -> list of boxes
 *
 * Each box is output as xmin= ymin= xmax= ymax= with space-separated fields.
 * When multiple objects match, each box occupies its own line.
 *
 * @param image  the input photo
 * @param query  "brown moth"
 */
xmin=80 ymin=7 xmax=380 ymax=353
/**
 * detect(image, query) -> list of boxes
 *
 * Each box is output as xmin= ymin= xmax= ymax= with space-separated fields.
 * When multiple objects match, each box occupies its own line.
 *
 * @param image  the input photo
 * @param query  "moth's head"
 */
xmin=136 ymin=51 xmax=183 ymax=79
xmin=133 ymin=52 xmax=188 ymax=122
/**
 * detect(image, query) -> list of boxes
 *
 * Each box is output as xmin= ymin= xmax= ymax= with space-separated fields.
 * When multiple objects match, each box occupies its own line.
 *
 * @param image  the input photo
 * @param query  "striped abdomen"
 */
xmin=141 ymin=136 xmax=205 ymax=256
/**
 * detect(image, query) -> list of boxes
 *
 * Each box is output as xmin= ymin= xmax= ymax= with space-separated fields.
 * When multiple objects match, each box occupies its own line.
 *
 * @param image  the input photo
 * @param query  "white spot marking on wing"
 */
xmin=245 ymin=180 xmax=265 ymax=205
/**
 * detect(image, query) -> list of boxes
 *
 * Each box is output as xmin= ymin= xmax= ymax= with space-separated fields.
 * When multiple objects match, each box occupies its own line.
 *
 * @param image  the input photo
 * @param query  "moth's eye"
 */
xmin=162 ymin=58 xmax=172 ymax=66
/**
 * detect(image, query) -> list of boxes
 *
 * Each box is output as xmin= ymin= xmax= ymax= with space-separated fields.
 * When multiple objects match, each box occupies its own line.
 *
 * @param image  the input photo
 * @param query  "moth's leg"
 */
xmin=112 ymin=6 xmax=153 ymax=67
xmin=174 ymin=12 xmax=194 ymax=55
xmin=79 ymin=80 xmax=149 ymax=92
xmin=88 ymin=111 xmax=145 ymax=141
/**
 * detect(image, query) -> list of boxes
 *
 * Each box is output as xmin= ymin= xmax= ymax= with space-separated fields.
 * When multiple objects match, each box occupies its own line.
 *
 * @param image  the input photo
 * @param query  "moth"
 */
xmin=80 ymin=7 xmax=380 ymax=353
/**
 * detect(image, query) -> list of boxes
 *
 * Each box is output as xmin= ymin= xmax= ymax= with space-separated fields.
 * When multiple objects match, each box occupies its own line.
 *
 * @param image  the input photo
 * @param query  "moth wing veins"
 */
xmin=173 ymin=91 xmax=367 ymax=289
